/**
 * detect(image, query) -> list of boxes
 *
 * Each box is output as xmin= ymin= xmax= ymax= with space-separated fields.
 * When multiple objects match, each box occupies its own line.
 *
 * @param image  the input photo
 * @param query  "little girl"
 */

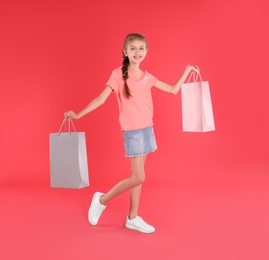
xmin=65 ymin=33 xmax=199 ymax=233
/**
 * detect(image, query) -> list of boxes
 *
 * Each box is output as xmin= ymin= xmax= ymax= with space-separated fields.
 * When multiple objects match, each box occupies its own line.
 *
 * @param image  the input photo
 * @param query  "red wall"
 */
xmin=0 ymin=0 xmax=268 ymax=184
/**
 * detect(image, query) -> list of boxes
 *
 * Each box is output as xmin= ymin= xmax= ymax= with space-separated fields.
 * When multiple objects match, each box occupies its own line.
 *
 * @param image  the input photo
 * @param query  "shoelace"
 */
xmin=133 ymin=217 xmax=148 ymax=227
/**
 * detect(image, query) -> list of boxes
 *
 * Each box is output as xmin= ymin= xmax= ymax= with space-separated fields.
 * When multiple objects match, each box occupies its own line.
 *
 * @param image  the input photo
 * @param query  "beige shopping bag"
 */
xmin=50 ymin=118 xmax=89 ymax=188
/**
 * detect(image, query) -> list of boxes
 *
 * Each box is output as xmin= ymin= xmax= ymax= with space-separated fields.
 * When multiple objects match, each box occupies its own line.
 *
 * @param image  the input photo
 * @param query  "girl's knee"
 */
xmin=130 ymin=156 xmax=146 ymax=185
xmin=136 ymin=174 xmax=145 ymax=185
xmin=131 ymin=174 xmax=145 ymax=186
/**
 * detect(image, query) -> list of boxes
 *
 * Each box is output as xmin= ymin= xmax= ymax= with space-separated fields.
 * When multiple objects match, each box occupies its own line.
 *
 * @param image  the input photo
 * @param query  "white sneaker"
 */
xmin=125 ymin=216 xmax=155 ymax=233
xmin=88 ymin=192 xmax=106 ymax=225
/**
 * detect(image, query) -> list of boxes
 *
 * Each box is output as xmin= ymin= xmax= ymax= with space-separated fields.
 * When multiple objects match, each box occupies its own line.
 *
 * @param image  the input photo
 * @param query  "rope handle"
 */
xmin=57 ymin=117 xmax=77 ymax=135
xmin=187 ymin=71 xmax=203 ymax=83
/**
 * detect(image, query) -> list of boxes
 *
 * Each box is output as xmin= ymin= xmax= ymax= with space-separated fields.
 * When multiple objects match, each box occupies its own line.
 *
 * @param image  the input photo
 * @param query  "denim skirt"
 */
xmin=123 ymin=126 xmax=157 ymax=157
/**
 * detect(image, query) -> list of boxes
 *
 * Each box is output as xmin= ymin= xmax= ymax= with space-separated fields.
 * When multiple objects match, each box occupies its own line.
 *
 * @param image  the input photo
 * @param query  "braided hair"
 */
xmin=121 ymin=33 xmax=148 ymax=98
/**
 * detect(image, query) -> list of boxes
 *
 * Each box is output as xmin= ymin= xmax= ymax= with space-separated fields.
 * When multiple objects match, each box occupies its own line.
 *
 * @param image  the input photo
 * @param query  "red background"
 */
xmin=0 ymin=0 xmax=268 ymax=259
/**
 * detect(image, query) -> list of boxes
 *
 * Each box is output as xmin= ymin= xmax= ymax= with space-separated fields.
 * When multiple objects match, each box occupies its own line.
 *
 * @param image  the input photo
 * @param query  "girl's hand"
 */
xmin=186 ymin=64 xmax=200 ymax=74
xmin=64 ymin=110 xmax=79 ymax=120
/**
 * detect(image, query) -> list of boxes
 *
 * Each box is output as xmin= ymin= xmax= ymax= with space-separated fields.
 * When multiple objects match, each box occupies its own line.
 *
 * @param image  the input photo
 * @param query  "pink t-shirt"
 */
xmin=106 ymin=67 xmax=158 ymax=131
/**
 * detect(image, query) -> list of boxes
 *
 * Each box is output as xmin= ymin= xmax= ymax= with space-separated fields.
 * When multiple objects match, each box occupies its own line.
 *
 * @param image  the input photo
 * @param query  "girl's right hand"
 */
xmin=64 ymin=110 xmax=79 ymax=120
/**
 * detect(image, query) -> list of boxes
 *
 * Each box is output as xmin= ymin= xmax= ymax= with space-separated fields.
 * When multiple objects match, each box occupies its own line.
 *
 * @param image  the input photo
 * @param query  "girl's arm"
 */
xmin=153 ymin=65 xmax=199 ymax=95
xmin=64 ymin=86 xmax=113 ymax=119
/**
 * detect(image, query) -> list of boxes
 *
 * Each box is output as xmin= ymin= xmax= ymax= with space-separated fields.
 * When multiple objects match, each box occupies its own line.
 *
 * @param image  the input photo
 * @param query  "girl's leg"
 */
xmin=129 ymin=155 xmax=146 ymax=219
xmin=90 ymin=155 xmax=155 ymax=232
xmin=124 ymin=155 xmax=155 ymax=233
xmin=100 ymin=156 xmax=146 ymax=206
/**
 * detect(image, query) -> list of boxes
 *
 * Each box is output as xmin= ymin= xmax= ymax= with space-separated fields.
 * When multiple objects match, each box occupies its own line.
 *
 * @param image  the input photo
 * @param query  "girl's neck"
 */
xmin=128 ymin=64 xmax=140 ymax=72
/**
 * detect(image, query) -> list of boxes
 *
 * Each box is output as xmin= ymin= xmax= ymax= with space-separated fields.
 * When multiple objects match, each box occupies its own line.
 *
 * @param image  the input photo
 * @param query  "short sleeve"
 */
xmin=145 ymin=71 xmax=158 ymax=87
xmin=106 ymin=69 xmax=119 ymax=93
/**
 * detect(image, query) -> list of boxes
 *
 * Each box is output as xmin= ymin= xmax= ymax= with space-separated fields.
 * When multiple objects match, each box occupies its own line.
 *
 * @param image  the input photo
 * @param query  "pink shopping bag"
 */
xmin=181 ymin=72 xmax=215 ymax=132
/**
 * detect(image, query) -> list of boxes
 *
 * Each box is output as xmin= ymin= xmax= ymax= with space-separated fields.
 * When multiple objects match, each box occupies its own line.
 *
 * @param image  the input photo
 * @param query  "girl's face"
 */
xmin=124 ymin=39 xmax=147 ymax=65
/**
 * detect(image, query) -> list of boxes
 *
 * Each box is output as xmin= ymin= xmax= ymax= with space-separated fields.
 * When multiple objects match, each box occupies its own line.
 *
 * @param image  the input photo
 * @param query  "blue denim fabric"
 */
xmin=123 ymin=126 xmax=157 ymax=157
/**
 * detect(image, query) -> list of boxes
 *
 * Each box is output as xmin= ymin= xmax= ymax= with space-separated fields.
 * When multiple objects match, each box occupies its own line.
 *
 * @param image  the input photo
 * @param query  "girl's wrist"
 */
xmin=183 ymin=66 xmax=191 ymax=76
xmin=186 ymin=65 xmax=193 ymax=73
xmin=76 ymin=113 xmax=81 ymax=119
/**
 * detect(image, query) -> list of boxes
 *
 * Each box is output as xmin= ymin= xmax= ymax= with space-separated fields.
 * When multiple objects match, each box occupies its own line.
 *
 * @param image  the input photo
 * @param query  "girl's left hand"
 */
xmin=186 ymin=64 xmax=200 ymax=74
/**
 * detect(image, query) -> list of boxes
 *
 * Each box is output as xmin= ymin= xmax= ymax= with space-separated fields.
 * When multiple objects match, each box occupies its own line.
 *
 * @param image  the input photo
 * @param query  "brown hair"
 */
xmin=121 ymin=33 xmax=148 ymax=98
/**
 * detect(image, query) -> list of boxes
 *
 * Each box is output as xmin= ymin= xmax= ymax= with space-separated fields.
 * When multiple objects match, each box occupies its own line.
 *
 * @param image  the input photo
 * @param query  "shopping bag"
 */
xmin=181 ymin=72 xmax=215 ymax=132
xmin=50 ymin=118 xmax=89 ymax=188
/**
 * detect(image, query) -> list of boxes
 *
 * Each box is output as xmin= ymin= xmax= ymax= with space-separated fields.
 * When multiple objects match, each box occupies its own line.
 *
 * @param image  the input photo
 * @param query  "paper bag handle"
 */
xmin=57 ymin=117 xmax=77 ymax=135
xmin=187 ymin=71 xmax=203 ymax=83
